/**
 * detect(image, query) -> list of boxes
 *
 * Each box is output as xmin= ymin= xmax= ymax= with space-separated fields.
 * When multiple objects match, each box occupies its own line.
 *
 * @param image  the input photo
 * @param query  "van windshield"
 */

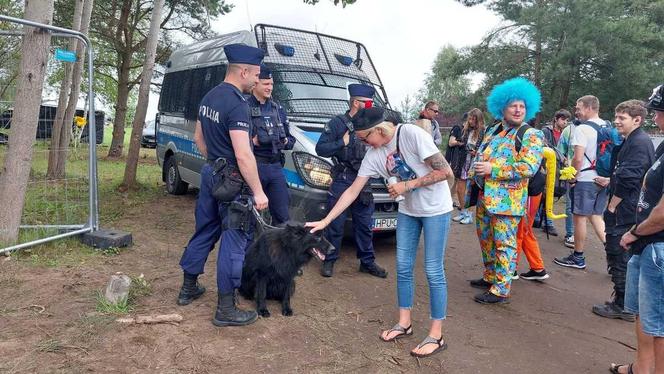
xmin=270 ymin=68 xmax=386 ymax=125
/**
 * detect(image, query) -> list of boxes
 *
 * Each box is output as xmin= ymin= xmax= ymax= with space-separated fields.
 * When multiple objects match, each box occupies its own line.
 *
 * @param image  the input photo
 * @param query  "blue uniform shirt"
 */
xmin=247 ymin=95 xmax=295 ymax=159
xmin=198 ymin=82 xmax=251 ymax=162
xmin=315 ymin=111 xmax=366 ymax=171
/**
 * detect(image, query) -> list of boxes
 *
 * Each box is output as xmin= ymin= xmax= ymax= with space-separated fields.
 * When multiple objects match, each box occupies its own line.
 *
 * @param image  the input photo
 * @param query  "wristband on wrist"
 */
xmin=630 ymin=226 xmax=642 ymax=238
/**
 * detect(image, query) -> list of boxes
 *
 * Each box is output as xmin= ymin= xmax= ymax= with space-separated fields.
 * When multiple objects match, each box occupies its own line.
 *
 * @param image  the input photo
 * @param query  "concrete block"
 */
xmin=81 ymin=228 xmax=132 ymax=249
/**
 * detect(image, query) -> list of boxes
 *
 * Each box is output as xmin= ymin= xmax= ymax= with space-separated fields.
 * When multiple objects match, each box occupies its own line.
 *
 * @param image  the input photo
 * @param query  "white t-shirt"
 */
xmin=570 ymin=118 xmax=604 ymax=182
xmin=357 ymin=124 xmax=453 ymax=217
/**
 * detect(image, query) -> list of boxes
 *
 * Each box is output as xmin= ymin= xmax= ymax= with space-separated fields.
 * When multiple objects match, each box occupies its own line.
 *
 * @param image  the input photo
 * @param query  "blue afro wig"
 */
xmin=486 ymin=77 xmax=542 ymax=122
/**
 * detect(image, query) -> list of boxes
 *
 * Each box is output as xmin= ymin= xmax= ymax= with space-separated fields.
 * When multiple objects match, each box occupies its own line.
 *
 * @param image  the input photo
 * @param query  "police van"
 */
xmin=156 ymin=24 xmax=398 ymax=231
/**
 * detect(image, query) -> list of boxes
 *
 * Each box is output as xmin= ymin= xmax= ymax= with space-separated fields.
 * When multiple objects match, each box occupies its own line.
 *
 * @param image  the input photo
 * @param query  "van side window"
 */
xmin=184 ymin=65 xmax=227 ymax=120
xmin=158 ymin=69 xmax=193 ymax=115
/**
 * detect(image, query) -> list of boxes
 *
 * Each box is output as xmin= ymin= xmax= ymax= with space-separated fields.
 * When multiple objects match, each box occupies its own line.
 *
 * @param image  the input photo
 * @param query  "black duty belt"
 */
xmin=207 ymin=158 xmax=237 ymax=168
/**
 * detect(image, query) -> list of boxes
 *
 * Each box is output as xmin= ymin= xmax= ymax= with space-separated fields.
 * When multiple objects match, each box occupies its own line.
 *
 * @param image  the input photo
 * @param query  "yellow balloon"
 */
xmin=543 ymin=147 xmax=567 ymax=220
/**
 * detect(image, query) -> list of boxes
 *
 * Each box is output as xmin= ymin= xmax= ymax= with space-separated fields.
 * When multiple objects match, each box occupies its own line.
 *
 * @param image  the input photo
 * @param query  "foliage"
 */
xmin=396 ymin=94 xmax=419 ymax=123
xmin=95 ymin=290 xmax=133 ymax=314
xmin=417 ymin=45 xmax=473 ymax=124
xmin=446 ymin=0 xmax=664 ymax=121
xmin=303 ymin=0 xmax=357 ymax=7
xmin=0 ymin=0 xmax=25 ymax=112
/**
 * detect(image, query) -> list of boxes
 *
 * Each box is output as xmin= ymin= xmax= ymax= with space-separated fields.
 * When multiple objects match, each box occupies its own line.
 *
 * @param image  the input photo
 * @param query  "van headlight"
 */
xmin=292 ymin=151 xmax=333 ymax=189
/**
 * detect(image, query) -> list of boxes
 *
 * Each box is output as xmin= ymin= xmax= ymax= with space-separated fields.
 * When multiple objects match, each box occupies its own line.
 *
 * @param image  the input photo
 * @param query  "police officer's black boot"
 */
xmin=320 ymin=261 xmax=334 ymax=278
xmin=212 ymin=291 xmax=258 ymax=327
xmin=177 ymin=273 xmax=206 ymax=306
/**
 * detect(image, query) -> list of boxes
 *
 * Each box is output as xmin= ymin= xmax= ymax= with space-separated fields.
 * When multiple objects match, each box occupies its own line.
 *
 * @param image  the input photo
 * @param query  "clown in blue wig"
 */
xmin=467 ymin=76 xmax=545 ymax=305
xmin=486 ymin=77 xmax=542 ymax=122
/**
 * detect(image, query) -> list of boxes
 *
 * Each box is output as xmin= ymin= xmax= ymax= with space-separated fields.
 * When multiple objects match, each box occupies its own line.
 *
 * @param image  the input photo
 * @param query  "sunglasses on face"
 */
xmin=356 ymin=99 xmax=373 ymax=108
xmin=428 ymin=108 xmax=439 ymax=114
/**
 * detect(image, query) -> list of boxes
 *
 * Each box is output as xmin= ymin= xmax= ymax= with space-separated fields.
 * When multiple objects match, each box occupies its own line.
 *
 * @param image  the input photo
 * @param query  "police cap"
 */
xmin=348 ymin=83 xmax=375 ymax=98
xmin=223 ymin=44 xmax=264 ymax=66
xmin=259 ymin=64 xmax=272 ymax=79
xmin=351 ymin=107 xmax=386 ymax=131
xmin=646 ymin=84 xmax=664 ymax=112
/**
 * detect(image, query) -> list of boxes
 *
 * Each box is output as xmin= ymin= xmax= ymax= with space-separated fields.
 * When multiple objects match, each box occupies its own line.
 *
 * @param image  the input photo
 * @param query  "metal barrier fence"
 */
xmin=0 ymin=14 xmax=99 ymax=254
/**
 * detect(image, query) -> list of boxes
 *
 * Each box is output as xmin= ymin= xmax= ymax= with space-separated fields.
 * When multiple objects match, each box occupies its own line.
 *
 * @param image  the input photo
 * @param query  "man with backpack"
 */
xmin=468 ymin=77 xmax=544 ymax=304
xmin=591 ymin=100 xmax=654 ymax=322
xmin=554 ymin=95 xmax=613 ymax=269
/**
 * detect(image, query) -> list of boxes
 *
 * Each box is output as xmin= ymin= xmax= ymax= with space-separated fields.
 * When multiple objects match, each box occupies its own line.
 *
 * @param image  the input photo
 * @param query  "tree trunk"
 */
xmin=54 ymin=0 xmax=94 ymax=175
xmin=122 ymin=0 xmax=165 ymax=189
xmin=106 ymin=0 xmax=133 ymax=159
xmin=107 ymin=54 xmax=132 ymax=158
xmin=46 ymin=0 xmax=84 ymax=179
xmin=559 ymin=58 xmax=576 ymax=109
xmin=0 ymin=0 xmax=54 ymax=244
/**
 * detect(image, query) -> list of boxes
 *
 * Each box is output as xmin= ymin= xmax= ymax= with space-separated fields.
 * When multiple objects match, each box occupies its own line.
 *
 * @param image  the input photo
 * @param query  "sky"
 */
xmin=147 ymin=0 xmax=502 ymax=118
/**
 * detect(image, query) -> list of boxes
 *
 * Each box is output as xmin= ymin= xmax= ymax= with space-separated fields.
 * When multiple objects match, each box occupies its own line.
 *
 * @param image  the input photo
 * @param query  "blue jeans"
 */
xmin=624 ymin=242 xmax=664 ymax=337
xmin=396 ymin=211 xmax=451 ymax=320
xmin=565 ymin=188 xmax=574 ymax=237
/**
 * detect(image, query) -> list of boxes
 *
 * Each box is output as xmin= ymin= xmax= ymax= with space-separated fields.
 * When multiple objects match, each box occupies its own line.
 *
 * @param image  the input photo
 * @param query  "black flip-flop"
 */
xmin=380 ymin=323 xmax=413 ymax=342
xmin=410 ymin=335 xmax=448 ymax=358
xmin=609 ymin=363 xmax=633 ymax=374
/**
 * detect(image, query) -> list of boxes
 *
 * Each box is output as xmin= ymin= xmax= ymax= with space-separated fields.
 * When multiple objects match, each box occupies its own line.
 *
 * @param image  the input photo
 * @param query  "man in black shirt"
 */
xmin=591 ymin=100 xmax=654 ymax=321
xmin=615 ymin=84 xmax=664 ymax=374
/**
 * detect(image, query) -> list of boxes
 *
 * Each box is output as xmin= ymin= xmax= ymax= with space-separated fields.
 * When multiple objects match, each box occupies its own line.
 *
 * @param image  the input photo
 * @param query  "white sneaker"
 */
xmin=452 ymin=213 xmax=465 ymax=222
xmin=564 ymin=235 xmax=575 ymax=249
xmin=460 ymin=213 xmax=473 ymax=225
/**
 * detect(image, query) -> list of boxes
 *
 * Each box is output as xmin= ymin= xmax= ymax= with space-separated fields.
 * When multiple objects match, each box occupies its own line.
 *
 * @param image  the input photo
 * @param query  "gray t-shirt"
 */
xmin=358 ymin=124 xmax=453 ymax=217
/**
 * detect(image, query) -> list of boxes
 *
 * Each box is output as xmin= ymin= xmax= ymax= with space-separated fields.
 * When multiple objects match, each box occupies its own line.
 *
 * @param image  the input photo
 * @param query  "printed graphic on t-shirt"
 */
xmin=386 ymin=150 xmax=417 ymax=181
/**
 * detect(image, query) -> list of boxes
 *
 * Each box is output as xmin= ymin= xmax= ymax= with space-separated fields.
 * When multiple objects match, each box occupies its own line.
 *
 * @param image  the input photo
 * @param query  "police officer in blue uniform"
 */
xmin=248 ymin=65 xmax=295 ymax=225
xmin=315 ymin=83 xmax=387 ymax=278
xmin=177 ymin=44 xmax=269 ymax=327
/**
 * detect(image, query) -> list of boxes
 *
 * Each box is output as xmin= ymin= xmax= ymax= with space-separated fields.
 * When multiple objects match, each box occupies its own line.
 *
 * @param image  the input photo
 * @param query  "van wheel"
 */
xmin=165 ymin=156 xmax=188 ymax=195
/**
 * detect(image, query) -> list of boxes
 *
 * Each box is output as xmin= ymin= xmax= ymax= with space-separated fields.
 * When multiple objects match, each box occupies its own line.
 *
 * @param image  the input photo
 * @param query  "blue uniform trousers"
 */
xmin=257 ymin=161 xmax=290 ymax=225
xmin=179 ymin=163 xmax=254 ymax=294
xmin=325 ymin=173 xmax=375 ymax=264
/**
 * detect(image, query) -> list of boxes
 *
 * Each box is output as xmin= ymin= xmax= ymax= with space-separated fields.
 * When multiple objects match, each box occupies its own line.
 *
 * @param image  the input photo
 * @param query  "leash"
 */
xmin=248 ymin=197 xmax=278 ymax=230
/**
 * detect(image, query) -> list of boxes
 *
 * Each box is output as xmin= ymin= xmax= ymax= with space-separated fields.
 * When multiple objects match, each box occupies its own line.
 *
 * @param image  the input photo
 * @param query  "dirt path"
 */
xmin=0 ymin=192 xmax=635 ymax=373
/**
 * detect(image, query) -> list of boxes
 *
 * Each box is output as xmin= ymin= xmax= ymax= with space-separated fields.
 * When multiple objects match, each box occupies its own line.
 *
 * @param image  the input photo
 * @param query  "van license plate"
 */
xmin=373 ymin=218 xmax=396 ymax=231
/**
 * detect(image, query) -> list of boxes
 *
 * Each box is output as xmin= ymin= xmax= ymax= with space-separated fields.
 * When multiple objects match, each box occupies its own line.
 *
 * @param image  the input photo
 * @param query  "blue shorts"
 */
xmin=571 ymin=182 xmax=607 ymax=216
xmin=624 ymin=242 xmax=664 ymax=337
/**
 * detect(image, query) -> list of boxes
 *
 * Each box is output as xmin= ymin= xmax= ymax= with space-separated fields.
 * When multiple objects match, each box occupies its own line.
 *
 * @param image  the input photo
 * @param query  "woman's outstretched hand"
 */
xmin=305 ymin=219 xmax=329 ymax=234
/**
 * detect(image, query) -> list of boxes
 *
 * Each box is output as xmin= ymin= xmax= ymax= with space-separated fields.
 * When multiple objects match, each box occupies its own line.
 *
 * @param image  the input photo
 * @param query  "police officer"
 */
xmin=248 ymin=65 xmax=295 ymax=225
xmin=315 ymin=83 xmax=387 ymax=278
xmin=177 ymin=44 xmax=269 ymax=327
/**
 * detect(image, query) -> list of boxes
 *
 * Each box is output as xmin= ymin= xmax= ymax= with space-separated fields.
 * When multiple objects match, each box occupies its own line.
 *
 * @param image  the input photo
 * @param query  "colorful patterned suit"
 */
xmin=471 ymin=124 xmax=544 ymax=297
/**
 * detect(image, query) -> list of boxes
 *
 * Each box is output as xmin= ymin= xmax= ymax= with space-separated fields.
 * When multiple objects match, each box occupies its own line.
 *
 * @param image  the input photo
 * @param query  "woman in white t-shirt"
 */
xmin=306 ymin=107 xmax=455 ymax=358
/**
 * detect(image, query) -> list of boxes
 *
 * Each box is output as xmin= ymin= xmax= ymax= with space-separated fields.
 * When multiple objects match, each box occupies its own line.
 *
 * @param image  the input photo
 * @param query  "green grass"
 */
xmin=12 ymin=237 xmax=103 ymax=267
xmin=1 ymin=125 xmax=163 ymax=257
xmin=95 ymin=290 xmax=133 ymax=315
xmin=128 ymin=274 xmax=152 ymax=302
xmin=93 ymin=274 xmax=152 ymax=315
xmin=36 ymin=338 xmax=64 ymax=353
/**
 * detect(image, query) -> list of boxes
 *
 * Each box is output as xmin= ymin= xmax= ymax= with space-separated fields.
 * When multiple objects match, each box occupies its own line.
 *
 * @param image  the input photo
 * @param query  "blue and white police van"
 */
xmin=156 ymin=24 xmax=398 ymax=232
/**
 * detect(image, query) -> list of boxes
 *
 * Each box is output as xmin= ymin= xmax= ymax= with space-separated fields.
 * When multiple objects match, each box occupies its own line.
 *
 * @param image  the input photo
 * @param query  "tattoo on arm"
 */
xmin=427 ymin=152 xmax=450 ymax=171
xmin=413 ymin=152 xmax=454 ymax=188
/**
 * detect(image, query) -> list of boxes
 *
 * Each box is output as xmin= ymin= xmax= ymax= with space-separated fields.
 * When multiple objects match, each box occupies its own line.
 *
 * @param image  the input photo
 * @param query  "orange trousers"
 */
xmin=515 ymin=193 xmax=545 ymax=271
